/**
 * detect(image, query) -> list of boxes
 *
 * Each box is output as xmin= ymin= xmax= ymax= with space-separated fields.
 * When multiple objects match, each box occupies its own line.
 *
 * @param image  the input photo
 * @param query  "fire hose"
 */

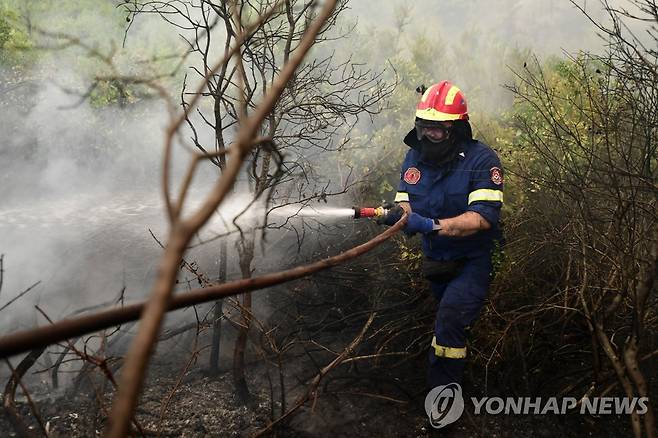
xmin=0 ymin=210 xmax=406 ymax=359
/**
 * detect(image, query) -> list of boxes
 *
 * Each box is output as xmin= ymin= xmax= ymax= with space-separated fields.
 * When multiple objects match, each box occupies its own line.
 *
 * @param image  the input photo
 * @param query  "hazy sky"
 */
xmin=351 ymin=0 xmax=611 ymax=55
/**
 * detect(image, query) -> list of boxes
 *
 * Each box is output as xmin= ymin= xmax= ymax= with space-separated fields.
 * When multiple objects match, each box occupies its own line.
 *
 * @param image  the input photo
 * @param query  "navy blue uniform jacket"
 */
xmin=395 ymin=138 xmax=504 ymax=260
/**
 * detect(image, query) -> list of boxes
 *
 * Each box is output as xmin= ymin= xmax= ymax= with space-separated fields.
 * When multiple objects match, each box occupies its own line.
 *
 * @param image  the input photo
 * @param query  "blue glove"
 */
xmin=404 ymin=212 xmax=435 ymax=235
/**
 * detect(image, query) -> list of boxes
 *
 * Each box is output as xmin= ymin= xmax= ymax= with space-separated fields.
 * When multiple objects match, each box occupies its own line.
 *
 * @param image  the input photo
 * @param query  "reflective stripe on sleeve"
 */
xmin=394 ymin=192 xmax=410 ymax=202
xmin=467 ymin=189 xmax=503 ymax=205
xmin=431 ymin=336 xmax=467 ymax=359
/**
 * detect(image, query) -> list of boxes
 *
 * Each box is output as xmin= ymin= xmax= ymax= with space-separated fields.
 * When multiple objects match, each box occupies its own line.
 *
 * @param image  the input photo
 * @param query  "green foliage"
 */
xmin=0 ymin=10 xmax=10 ymax=47
xmin=0 ymin=5 xmax=33 ymax=65
xmin=89 ymin=79 xmax=134 ymax=108
xmin=399 ymin=240 xmax=423 ymax=272
xmin=490 ymin=238 xmax=505 ymax=278
xmin=0 ymin=0 xmax=183 ymax=108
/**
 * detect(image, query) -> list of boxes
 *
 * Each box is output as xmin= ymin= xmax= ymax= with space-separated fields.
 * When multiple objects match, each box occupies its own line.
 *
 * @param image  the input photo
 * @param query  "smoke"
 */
xmin=352 ymin=0 xmax=618 ymax=55
xmin=0 ymin=3 xmax=372 ymax=348
xmin=0 ymin=3 xmax=216 ymax=330
xmin=343 ymin=0 xmax=643 ymax=117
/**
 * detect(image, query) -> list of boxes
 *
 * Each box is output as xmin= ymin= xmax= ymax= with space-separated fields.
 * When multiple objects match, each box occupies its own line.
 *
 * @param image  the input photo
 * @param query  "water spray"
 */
xmin=267 ymin=204 xmax=397 ymax=221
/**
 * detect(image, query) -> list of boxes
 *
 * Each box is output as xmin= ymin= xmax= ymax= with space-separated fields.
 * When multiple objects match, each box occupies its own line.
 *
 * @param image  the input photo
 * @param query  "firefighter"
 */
xmin=383 ymin=81 xmax=504 ymax=389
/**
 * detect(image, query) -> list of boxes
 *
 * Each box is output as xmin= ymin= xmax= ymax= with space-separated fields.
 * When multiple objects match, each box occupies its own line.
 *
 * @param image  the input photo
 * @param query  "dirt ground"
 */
xmin=0 ymin=359 xmax=427 ymax=437
xmin=0 ymin=349 xmax=638 ymax=437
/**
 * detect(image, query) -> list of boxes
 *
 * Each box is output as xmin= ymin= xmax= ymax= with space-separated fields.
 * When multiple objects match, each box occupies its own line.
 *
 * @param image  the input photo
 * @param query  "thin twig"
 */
xmin=4 ymin=352 xmax=49 ymax=437
xmin=0 ymin=254 xmax=4 ymax=297
xmin=0 ymin=281 xmax=41 ymax=313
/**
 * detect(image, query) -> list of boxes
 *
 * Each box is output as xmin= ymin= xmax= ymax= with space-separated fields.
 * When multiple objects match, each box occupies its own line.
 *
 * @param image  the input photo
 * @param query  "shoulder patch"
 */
xmin=490 ymin=167 xmax=503 ymax=185
xmin=403 ymin=167 xmax=421 ymax=185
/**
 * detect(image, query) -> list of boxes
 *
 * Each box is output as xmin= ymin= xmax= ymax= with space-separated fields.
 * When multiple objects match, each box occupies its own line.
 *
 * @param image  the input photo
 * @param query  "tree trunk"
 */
xmin=232 ymin=148 xmax=271 ymax=403
xmin=233 ymin=239 xmax=254 ymax=402
xmin=209 ymin=238 xmax=228 ymax=374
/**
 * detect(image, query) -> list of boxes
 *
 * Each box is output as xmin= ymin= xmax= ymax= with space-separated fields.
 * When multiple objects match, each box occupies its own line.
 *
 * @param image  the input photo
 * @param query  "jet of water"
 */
xmin=268 ymin=205 xmax=355 ymax=219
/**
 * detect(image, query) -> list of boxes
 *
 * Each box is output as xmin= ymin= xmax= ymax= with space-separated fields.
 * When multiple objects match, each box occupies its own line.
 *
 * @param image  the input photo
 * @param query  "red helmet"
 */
xmin=415 ymin=80 xmax=469 ymax=122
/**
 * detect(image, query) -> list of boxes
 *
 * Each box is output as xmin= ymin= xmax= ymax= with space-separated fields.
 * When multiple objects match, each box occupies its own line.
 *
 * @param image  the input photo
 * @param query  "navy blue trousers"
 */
xmin=427 ymin=255 xmax=492 ymax=388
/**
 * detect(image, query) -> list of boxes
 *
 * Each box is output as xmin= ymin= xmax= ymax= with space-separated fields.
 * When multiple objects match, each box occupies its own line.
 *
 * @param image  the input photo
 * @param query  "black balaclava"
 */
xmin=418 ymin=134 xmax=458 ymax=166
xmin=403 ymin=119 xmax=473 ymax=167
